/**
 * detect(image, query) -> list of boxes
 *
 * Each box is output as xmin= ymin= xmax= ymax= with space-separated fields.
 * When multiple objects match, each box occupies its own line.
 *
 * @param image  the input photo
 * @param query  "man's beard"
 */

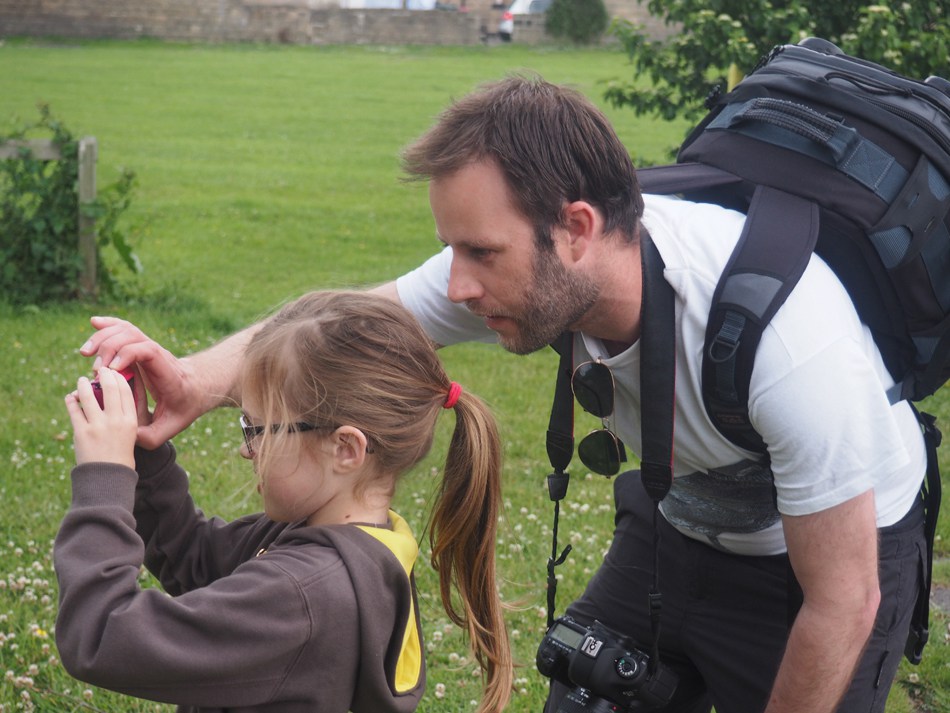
xmin=496 ymin=243 xmax=600 ymax=355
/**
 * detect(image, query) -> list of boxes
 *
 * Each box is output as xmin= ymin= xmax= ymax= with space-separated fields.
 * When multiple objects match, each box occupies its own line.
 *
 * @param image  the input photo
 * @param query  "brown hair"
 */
xmin=402 ymin=74 xmax=643 ymax=248
xmin=240 ymin=291 xmax=511 ymax=713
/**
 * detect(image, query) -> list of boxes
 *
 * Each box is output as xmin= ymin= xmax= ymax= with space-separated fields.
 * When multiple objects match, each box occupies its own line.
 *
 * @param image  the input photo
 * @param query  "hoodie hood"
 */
xmin=356 ymin=512 xmax=423 ymax=695
xmin=288 ymin=511 xmax=425 ymax=713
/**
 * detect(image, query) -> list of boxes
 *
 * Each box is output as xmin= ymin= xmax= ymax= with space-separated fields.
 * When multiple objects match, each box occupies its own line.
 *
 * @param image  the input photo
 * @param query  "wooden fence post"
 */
xmin=0 ymin=137 xmax=98 ymax=298
xmin=78 ymin=136 xmax=98 ymax=298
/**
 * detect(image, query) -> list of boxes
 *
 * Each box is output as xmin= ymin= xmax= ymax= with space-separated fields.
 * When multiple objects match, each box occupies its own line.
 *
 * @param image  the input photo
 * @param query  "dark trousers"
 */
xmin=543 ymin=470 xmax=926 ymax=713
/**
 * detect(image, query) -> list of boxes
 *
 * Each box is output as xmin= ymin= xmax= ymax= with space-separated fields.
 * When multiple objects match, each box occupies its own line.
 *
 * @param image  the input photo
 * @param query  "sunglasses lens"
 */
xmin=578 ymin=429 xmax=623 ymax=476
xmin=572 ymin=361 xmax=614 ymax=418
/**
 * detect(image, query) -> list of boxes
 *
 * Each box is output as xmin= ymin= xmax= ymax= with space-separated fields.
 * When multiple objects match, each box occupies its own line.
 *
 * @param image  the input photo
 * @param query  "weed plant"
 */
xmin=0 ymin=40 xmax=946 ymax=712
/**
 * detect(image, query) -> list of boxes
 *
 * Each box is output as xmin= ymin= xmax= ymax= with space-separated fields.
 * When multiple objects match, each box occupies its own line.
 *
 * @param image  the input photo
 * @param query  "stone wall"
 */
xmin=0 ymin=0 xmax=674 ymax=45
xmin=0 ymin=0 xmax=488 ymax=44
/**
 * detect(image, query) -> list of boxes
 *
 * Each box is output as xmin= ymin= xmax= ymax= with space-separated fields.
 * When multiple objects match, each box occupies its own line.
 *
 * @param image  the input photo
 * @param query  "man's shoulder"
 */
xmin=642 ymin=194 xmax=746 ymax=291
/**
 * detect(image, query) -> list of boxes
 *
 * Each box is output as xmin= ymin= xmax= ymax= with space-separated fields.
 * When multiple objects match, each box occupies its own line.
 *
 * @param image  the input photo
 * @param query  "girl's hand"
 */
xmin=80 ymin=316 xmax=207 ymax=448
xmin=65 ymin=367 xmax=138 ymax=469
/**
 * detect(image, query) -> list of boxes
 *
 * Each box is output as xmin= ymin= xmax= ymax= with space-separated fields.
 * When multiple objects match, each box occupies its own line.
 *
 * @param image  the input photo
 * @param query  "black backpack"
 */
xmin=636 ymin=37 xmax=947 ymax=663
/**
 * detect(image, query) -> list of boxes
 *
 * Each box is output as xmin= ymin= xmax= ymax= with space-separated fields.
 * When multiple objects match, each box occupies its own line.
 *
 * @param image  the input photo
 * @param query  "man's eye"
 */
xmin=469 ymin=248 xmax=494 ymax=261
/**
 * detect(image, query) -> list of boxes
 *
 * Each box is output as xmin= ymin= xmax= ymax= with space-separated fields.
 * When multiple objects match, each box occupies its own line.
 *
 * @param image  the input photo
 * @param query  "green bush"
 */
xmin=545 ymin=0 xmax=609 ymax=44
xmin=0 ymin=104 xmax=139 ymax=305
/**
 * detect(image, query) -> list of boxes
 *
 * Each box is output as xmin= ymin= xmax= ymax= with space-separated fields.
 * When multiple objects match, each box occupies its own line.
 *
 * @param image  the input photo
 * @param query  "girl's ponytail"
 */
xmin=429 ymin=388 xmax=512 ymax=713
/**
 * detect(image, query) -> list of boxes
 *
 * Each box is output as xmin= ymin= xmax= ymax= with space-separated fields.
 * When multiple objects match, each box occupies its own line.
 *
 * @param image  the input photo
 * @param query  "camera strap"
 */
xmin=543 ymin=330 xmax=576 ymax=631
xmin=545 ymin=228 xmax=676 ymax=671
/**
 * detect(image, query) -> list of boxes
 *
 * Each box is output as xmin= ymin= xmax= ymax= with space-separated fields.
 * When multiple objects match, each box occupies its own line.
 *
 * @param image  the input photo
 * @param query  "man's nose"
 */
xmin=446 ymin=260 xmax=483 ymax=304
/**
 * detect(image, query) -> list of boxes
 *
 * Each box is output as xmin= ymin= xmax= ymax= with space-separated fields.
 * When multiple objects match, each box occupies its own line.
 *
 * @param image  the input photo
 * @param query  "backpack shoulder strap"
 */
xmin=702 ymin=185 xmax=820 ymax=452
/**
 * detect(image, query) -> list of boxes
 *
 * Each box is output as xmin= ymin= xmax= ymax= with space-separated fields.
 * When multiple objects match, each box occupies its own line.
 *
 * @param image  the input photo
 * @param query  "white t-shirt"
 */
xmin=397 ymin=194 xmax=926 ymax=555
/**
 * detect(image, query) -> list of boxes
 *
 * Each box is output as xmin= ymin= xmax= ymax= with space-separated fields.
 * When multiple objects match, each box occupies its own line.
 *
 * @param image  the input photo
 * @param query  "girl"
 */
xmin=55 ymin=291 xmax=512 ymax=713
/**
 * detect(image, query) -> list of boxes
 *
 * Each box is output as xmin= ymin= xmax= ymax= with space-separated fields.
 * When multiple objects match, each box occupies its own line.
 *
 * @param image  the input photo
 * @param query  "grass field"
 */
xmin=0 ymin=38 xmax=947 ymax=712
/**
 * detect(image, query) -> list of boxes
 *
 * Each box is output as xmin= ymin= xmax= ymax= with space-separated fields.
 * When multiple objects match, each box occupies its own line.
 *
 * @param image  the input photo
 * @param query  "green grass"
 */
xmin=0 ymin=38 xmax=948 ymax=712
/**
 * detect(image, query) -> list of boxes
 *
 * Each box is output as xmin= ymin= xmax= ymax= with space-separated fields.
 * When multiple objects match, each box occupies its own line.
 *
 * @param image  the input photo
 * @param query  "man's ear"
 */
xmin=332 ymin=426 xmax=370 ymax=472
xmin=562 ymin=200 xmax=600 ymax=260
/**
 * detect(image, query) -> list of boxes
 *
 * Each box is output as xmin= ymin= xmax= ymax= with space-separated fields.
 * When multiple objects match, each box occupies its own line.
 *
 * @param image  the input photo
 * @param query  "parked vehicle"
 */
xmin=498 ymin=0 xmax=551 ymax=41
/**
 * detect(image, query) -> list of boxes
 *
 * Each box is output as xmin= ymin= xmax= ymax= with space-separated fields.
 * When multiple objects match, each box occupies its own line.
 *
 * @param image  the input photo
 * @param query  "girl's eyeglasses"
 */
xmin=571 ymin=360 xmax=628 ymax=476
xmin=239 ymin=413 xmax=376 ymax=457
xmin=239 ymin=413 xmax=331 ymax=457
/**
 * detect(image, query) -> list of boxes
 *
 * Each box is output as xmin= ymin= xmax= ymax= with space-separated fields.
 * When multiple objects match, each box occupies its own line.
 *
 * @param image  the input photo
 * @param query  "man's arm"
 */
xmin=81 ymin=282 xmax=403 ymax=448
xmin=369 ymin=280 xmax=401 ymax=302
xmin=765 ymin=489 xmax=881 ymax=713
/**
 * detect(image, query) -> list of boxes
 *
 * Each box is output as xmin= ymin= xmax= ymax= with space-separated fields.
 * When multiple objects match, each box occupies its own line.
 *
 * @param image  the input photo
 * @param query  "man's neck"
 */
xmin=601 ymin=338 xmax=634 ymax=357
xmin=574 ymin=236 xmax=643 ymax=349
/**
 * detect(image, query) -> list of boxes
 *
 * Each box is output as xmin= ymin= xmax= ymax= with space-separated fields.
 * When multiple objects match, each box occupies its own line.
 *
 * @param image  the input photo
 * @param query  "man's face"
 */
xmin=429 ymin=160 xmax=599 ymax=354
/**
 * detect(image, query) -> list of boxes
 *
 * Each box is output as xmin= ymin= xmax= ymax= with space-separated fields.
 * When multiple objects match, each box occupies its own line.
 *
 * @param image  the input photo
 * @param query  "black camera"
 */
xmin=537 ymin=615 xmax=678 ymax=711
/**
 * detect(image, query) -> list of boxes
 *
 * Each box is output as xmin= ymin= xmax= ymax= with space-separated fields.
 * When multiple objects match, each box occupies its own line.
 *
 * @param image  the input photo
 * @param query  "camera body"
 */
xmin=91 ymin=368 xmax=136 ymax=409
xmin=537 ymin=615 xmax=677 ymax=711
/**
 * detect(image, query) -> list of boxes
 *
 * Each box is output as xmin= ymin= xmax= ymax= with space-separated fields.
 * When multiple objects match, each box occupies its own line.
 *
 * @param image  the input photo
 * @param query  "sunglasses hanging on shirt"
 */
xmin=572 ymin=359 xmax=628 ymax=476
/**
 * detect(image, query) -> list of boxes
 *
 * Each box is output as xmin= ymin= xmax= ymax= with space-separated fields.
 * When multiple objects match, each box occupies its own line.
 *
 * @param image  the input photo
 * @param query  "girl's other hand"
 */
xmin=65 ymin=367 xmax=138 ymax=469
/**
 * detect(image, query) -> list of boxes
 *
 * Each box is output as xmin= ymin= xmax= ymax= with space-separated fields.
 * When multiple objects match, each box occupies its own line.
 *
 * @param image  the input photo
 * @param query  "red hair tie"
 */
xmin=443 ymin=382 xmax=462 ymax=409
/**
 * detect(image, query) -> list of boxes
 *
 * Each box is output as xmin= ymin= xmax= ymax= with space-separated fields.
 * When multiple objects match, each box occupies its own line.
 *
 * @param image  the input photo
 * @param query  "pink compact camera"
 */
xmin=91 ymin=368 xmax=136 ymax=409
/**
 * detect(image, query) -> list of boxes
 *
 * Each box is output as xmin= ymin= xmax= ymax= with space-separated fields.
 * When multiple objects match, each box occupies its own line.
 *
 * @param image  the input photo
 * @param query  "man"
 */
xmin=84 ymin=76 xmax=927 ymax=713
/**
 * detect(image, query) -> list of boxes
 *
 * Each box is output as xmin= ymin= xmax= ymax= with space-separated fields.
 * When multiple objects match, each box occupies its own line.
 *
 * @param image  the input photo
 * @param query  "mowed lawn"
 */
xmin=0 ymin=39 xmax=947 ymax=712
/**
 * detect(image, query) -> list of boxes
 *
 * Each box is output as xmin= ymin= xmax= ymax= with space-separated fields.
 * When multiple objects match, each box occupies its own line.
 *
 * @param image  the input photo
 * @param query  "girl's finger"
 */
xmin=118 ymin=367 xmax=135 ymax=413
xmin=64 ymin=392 xmax=86 ymax=428
xmin=75 ymin=376 xmax=98 ymax=413
xmin=98 ymin=367 xmax=120 ymax=411
xmin=99 ymin=366 xmax=135 ymax=414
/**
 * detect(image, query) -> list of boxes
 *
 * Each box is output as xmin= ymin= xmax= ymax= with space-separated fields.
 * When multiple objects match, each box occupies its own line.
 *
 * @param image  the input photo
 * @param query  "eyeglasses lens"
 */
xmin=240 ymin=413 xmax=260 ymax=455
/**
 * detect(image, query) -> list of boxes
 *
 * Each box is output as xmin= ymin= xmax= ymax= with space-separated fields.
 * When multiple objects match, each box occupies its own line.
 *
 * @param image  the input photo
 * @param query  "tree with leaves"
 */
xmin=606 ymin=1 xmax=949 ymax=125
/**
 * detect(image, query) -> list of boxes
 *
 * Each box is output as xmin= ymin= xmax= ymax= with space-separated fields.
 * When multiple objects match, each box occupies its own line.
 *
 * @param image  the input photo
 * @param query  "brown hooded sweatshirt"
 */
xmin=54 ymin=442 xmax=425 ymax=713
